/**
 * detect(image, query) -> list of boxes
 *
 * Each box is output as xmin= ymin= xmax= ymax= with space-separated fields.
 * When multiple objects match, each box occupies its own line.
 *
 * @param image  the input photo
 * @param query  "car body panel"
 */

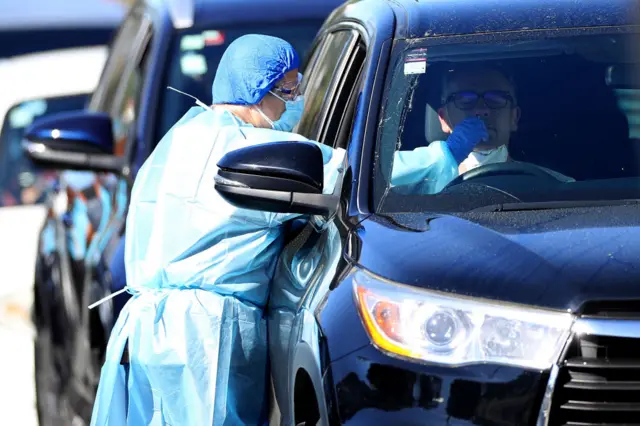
xmin=394 ymin=0 xmax=640 ymax=39
xmin=327 ymin=343 xmax=546 ymax=425
xmin=355 ymin=205 xmax=640 ymax=312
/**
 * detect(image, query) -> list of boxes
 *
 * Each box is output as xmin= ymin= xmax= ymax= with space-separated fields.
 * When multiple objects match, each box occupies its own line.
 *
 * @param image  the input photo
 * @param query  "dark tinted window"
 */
xmin=154 ymin=20 xmax=325 ymax=141
xmin=0 ymin=94 xmax=88 ymax=206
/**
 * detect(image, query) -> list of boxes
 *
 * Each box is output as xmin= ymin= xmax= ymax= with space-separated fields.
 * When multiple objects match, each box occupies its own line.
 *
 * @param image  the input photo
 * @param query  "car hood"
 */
xmin=354 ymin=204 xmax=640 ymax=312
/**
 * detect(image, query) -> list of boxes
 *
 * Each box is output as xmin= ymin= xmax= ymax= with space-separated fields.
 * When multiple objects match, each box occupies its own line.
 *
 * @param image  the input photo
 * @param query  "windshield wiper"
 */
xmin=470 ymin=199 xmax=640 ymax=212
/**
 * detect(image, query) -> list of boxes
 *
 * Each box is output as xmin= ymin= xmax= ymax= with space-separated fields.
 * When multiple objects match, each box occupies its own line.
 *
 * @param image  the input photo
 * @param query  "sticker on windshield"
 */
xmin=404 ymin=61 xmax=426 ymax=75
xmin=404 ymin=48 xmax=428 ymax=75
xmin=203 ymin=30 xmax=225 ymax=46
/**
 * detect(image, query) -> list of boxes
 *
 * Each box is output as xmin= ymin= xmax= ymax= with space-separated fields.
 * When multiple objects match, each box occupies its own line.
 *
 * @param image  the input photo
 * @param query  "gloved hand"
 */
xmin=445 ymin=117 xmax=489 ymax=164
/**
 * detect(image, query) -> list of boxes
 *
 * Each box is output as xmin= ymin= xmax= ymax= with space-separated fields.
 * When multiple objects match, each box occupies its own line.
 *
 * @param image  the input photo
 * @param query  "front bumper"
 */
xmin=322 ymin=317 xmax=640 ymax=426
xmin=324 ymin=344 xmax=547 ymax=425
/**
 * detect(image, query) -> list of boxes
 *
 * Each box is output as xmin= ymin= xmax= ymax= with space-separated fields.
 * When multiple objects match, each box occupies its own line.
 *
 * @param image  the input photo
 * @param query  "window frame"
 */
xmin=296 ymin=29 xmax=359 ymax=143
xmin=88 ymin=5 xmax=148 ymax=112
xmin=321 ymin=42 xmax=367 ymax=149
xmin=116 ymin=36 xmax=153 ymax=165
xmin=92 ymin=11 xmax=153 ymax=165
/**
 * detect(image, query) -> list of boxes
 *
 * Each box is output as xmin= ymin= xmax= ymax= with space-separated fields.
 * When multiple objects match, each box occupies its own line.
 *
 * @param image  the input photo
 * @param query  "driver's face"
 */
xmin=438 ymin=68 xmax=521 ymax=151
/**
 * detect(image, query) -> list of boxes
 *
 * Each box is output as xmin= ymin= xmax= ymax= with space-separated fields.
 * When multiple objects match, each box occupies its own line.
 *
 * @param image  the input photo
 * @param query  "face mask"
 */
xmin=459 ymin=144 xmax=509 ymax=171
xmin=257 ymin=94 xmax=305 ymax=133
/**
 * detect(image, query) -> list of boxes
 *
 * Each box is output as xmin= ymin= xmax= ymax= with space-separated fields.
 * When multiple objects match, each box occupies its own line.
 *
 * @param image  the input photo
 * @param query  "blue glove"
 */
xmin=445 ymin=117 xmax=489 ymax=164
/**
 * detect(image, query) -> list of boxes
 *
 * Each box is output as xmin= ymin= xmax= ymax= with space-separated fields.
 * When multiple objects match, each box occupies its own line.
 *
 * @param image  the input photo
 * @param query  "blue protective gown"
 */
xmin=89 ymin=106 xmax=346 ymax=426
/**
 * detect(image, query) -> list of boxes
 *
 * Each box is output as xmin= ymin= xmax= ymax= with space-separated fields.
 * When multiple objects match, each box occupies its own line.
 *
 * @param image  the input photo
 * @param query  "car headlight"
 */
xmin=352 ymin=268 xmax=573 ymax=369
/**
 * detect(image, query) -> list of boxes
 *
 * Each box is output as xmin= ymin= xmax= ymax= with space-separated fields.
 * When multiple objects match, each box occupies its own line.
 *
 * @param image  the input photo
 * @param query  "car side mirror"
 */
xmin=22 ymin=110 xmax=124 ymax=174
xmin=214 ymin=141 xmax=341 ymax=216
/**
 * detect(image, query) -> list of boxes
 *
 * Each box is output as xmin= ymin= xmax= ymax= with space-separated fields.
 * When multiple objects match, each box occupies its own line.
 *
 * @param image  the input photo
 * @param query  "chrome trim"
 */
xmin=22 ymin=139 xmax=124 ymax=173
xmin=573 ymin=318 xmax=640 ymax=339
xmin=535 ymin=363 xmax=561 ymax=426
xmin=535 ymin=317 xmax=640 ymax=425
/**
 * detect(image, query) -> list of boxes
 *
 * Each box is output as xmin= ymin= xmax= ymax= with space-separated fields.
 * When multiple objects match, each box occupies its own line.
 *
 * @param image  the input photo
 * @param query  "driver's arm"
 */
xmin=391 ymin=117 xmax=487 ymax=194
xmin=391 ymin=140 xmax=460 ymax=194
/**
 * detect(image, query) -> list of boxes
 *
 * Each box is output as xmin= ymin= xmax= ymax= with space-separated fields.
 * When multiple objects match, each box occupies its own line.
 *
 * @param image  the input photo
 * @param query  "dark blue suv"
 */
xmin=26 ymin=0 xmax=640 ymax=425
xmin=23 ymin=0 xmax=343 ymax=424
xmin=211 ymin=0 xmax=640 ymax=425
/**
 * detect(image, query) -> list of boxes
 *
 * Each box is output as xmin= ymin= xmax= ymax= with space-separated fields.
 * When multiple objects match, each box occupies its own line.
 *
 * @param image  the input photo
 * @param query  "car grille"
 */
xmin=547 ymin=315 xmax=640 ymax=426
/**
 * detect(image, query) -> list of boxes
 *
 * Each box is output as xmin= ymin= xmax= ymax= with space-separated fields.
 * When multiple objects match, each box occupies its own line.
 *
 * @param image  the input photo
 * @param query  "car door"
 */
xmin=83 ymin=8 xmax=154 ymax=346
xmin=268 ymin=26 xmax=368 ymax=426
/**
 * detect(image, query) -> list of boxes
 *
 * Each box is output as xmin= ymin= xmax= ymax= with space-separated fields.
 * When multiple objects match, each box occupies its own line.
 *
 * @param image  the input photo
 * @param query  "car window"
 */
xmin=112 ymin=40 xmax=152 ymax=160
xmin=374 ymin=29 xmax=640 ymax=213
xmin=323 ymin=43 xmax=366 ymax=149
xmin=89 ymin=6 xmax=146 ymax=113
xmin=0 ymin=94 xmax=88 ymax=207
xmin=295 ymin=30 xmax=358 ymax=142
xmin=154 ymin=20 xmax=328 ymax=143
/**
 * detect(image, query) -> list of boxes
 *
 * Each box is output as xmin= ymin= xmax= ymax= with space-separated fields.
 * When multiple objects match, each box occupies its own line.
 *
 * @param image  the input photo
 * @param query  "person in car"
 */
xmin=392 ymin=64 xmax=573 ymax=194
xmin=439 ymin=65 xmax=520 ymax=174
xmin=439 ymin=65 xmax=574 ymax=179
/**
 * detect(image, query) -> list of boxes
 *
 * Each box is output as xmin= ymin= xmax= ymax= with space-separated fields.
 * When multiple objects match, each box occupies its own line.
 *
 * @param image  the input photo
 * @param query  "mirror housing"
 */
xmin=214 ymin=141 xmax=342 ymax=216
xmin=22 ymin=110 xmax=124 ymax=174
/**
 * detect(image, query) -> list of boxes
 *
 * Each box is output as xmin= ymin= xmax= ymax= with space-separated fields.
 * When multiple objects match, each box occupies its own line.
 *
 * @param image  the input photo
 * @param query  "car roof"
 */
xmin=383 ymin=0 xmax=640 ymax=39
xmin=0 ymin=0 xmax=125 ymax=30
xmin=145 ymin=0 xmax=345 ymax=30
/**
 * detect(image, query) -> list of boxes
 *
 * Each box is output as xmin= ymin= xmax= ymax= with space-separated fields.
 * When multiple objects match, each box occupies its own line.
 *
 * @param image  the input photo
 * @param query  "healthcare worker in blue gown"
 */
xmin=89 ymin=34 xmax=486 ymax=426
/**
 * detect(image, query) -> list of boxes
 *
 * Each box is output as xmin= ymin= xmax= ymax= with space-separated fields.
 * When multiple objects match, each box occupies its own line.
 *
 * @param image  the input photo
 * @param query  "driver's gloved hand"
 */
xmin=445 ymin=117 xmax=488 ymax=164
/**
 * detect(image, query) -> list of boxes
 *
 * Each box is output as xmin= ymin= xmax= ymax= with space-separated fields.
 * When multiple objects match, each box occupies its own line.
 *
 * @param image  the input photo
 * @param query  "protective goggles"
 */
xmin=444 ymin=90 xmax=514 ymax=110
xmin=271 ymin=73 xmax=302 ymax=101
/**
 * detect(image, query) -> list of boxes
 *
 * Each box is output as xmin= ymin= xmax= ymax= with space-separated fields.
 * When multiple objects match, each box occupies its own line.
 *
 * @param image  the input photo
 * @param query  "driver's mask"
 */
xmin=459 ymin=144 xmax=509 ymax=172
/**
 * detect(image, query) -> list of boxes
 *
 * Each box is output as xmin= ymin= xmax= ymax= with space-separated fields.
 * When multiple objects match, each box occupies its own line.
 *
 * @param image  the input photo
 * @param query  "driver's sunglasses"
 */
xmin=272 ymin=73 xmax=302 ymax=101
xmin=444 ymin=90 xmax=514 ymax=110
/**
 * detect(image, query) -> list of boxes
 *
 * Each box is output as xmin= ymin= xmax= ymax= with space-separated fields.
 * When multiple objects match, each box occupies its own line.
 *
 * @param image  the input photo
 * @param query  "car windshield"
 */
xmin=375 ymin=28 xmax=640 ymax=213
xmin=0 ymin=94 xmax=88 ymax=206
xmin=154 ymin=21 xmax=322 ymax=141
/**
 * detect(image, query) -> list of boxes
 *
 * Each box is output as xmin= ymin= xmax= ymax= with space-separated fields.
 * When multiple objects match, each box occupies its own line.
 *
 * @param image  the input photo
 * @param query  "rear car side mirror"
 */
xmin=0 ymin=93 xmax=91 ymax=206
xmin=22 ymin=110 xmax=124 ymax=174
xmin=214 ymin=141 xmax=340 ymax=216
